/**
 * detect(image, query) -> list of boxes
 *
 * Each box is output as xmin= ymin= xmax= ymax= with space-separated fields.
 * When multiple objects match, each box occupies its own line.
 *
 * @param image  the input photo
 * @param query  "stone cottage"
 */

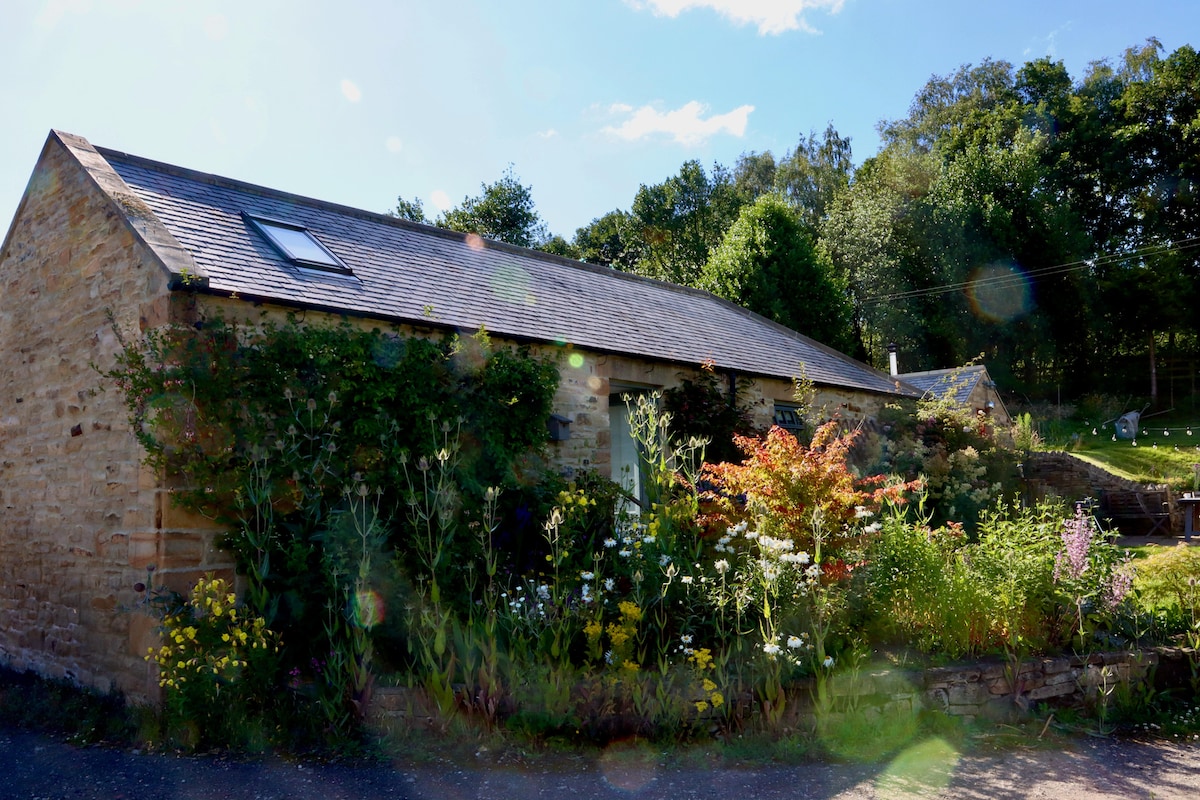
xmin=897 ymin=365 xmax=1012 ymax=428
xmin=0 ymin=130 xmax=916 ymax=699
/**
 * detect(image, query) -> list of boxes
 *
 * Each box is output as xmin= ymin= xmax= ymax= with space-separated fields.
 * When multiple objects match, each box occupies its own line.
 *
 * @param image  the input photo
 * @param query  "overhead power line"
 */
xmin=860 ymin=236 xmax=1200 ymax=305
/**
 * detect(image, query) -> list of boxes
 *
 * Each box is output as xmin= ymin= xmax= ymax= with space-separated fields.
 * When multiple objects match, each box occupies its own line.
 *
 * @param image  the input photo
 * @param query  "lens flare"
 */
xmin=875 ymin=736 xmax=961 ymax=797
xmin=966 ymin=262 xmax=1030 ymax=322
xmin=598 ymin=738 xmax=658 ymax=792
xmin=489 ymin=263 xmax=532 ymax=305
xmin=353 ymin=589 xmax=384 ymax=628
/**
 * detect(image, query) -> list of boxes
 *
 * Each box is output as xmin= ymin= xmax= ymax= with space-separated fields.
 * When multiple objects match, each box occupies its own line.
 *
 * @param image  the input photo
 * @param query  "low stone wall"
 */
xmin=368 ymin=649 xmax=1189 ymax=734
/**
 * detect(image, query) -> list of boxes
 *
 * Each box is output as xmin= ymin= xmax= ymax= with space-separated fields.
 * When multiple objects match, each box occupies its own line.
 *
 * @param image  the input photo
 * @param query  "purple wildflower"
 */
xmin=1104 ymin=558 xmax=1134 ymax=610
xmin=1054 ymin=506 xmax=1093 ymax=583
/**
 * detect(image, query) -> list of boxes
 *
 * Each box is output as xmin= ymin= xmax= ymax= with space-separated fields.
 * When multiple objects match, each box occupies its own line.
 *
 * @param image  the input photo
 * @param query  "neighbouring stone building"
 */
xmin=0 ymin=131 xmax=917 ymax=699
xmin=897 ymin=364 xmax=1013 ymax=428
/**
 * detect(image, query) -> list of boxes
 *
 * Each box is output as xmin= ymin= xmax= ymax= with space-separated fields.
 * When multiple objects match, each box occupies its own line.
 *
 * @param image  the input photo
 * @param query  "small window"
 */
xmin=244 ymin=213 xmax=350 ymax=273
xmin=773 ymin=402 xmax=805 ymax=434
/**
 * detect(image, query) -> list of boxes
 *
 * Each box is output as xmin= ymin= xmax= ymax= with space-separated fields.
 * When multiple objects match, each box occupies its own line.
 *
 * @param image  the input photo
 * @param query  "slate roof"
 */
xmin=897 ymin=365 xmax=988 ymax=406
xmin=80 ymin=133 xmax=911 ymax=397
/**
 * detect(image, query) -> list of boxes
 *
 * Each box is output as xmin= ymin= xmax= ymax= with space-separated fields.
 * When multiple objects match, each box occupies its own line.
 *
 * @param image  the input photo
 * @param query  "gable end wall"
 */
xmin=0 ymin=136 xmax=227 ymax=700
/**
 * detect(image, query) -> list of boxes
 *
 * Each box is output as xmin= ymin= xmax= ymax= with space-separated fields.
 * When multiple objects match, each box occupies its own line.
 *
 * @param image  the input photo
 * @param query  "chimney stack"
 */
xmin=888 ymin=342 xmax=898 ymax=377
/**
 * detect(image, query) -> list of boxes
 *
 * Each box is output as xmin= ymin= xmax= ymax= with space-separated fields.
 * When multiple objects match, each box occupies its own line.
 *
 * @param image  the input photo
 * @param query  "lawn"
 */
xmin=1047 ymin=417 xmax=1200 ymax=491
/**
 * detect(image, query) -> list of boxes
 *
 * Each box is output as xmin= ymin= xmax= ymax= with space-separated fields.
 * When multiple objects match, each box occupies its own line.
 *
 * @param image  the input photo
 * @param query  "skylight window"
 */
xmin=244 ymin=213 xmax=350 ymax=274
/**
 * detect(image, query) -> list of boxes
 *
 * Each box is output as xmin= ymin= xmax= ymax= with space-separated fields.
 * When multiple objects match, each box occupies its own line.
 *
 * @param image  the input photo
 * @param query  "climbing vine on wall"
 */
xmin=104 ymin=310 xmax=561 ymax=733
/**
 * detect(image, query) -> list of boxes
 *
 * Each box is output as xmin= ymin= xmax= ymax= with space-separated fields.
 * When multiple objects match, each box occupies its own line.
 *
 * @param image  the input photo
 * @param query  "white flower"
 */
xmin=855 ymin=506 xmax=872 ymax=519
xmin=581 ymin=571 xmax=594 ymax=581
xmin=680 ymin=634 xmax=693 ymax=644
xmin=745 ymin=530 xmax=760 ymax=541
xmin=642 ymin=534 xmax=656 ymax=544
xmin=605 ymin=650 xmax=613 ymax=664
xmin=659 ymin=554 xmax=671 ymax=566
xmin=718 ymin=535 xmax=732 ymax=546
xmin=536 ymin=584 xmax=550 ymax=600
xmin=619 ymin=549 xmax=632 ymax=558
xmin=622 ymin=535 xmax=633 ymax=545
xmin=823 ymin=656 xmax=835 ymax=668
xmin=714 ymin=559 xmax=730 ymax=574
xmin=604 ymin=578 xmax=615 ymax=591
xmin=603 ymin=538 xmax=617 ymax=548
xmin=681 ymin=575 xmax=693 ymax=585
xmin=786 ymin=635 xmax=803 ymax=649
xmin=864 ymin=522 xmax=882 ymax=534
xmin=805 ymin=564 xmax=821 ymax=579
xmin=763 ymin=641 xmax=781 ymax=656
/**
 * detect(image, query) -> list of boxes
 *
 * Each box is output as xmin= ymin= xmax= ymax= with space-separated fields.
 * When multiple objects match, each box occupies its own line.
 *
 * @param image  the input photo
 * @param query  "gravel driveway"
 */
xmin=4 ymin=726 xmax=1200 ymax=799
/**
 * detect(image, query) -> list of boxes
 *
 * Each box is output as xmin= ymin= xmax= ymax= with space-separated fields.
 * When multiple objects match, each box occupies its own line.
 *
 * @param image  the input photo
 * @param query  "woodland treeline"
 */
xmin=395 ymin=40 xmax=1199 ymax=405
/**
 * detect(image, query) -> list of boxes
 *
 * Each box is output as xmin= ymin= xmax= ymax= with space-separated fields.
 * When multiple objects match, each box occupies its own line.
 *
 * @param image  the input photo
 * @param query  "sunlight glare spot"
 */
xmin=875 ymin=736 xmax=961 ymax=798
xmin=967 ymin=262 xmax=1031 ymax=322
xmin=353 ymin=589 xmax=385 ymax=628
xmin=465 ymin=233 xmax=485 ymax=251
xmin=340 ymin=79 xmax=362 ymax=103
xmin=568 ymin=353 xmax=585 ymax=369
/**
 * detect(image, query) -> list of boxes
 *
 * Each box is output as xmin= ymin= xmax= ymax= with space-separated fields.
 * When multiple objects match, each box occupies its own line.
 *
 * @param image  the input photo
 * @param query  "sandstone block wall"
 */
xmin=0 ymin=135 xmax=230 ymax=700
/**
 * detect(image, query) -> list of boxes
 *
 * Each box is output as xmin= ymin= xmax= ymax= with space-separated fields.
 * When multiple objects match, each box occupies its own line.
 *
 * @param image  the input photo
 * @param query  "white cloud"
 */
xmin=430 ymin=190 xmax=452 ymax=212
xmin=385 ymin=136 xmax=404 ymax=153
xmin=340 ymin=79 xmax=362 ymax=103
xmin=537 ymin=129 xmax=559 ymax=139
xmin=627 ymin=0 xmax=844 ymax=35
xmin=603 ymin=101 xmax=754 ymax=146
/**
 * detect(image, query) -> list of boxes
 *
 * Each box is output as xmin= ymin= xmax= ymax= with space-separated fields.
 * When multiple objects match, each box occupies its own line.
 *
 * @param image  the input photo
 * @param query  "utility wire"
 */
xmin=860 ymin=236 xmax=1200 ymax=304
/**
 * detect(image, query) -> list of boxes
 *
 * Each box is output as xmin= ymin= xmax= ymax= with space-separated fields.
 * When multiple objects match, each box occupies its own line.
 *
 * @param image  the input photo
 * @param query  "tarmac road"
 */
xmin=3 ymin=725 xmax=1200 ymax=800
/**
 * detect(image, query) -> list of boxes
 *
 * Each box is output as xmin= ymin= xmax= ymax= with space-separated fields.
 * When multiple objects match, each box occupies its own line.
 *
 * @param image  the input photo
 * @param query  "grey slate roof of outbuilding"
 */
xmin=89 ymin=136 xmax=912 ymax=397
xmin=897 ymin=365 xmax=987 ymax=406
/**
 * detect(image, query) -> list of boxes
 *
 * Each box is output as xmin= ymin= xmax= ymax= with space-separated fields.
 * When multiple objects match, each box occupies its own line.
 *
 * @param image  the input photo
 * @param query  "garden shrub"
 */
xmin=863 ymin=381 xmax=1021 ymax=533
xmin=858 ymin=500 xmax=1134 ymax=660
xmin=1131 ymin=544 xmax=1200 ymax=644
xmin=661 ymin=365 xmax=760 ymax=465
xmin=144 ymin=575 xmax=278 ymax=750
xmin=107 ymin=312 xmax=560 ymax=740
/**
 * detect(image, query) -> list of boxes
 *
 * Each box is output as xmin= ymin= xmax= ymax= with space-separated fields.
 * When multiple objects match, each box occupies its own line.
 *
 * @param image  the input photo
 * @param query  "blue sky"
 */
xmin=2 ymin=1 xmax=1197 ymax=240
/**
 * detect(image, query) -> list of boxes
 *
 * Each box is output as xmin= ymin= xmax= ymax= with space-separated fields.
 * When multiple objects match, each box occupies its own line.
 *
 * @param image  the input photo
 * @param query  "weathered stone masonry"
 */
xmin=0 ymin=134 xmax=232 ymax=699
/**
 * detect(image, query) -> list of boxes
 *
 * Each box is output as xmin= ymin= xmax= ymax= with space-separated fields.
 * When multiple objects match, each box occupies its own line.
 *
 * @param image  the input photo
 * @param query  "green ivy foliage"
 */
xmin=661 ymin=368 xmax=760 ymax=465
xmin=105 ymin=313 xmax=560 ymax=678
xmin=107 ymin=314 xmax=558 ymax=515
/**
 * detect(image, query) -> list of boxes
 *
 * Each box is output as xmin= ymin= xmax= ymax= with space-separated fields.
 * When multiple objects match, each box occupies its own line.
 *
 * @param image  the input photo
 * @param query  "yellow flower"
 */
xmin=690 ymin=648 xmax=714 ymax=671
xmin=711 ymin=692 xmax=724 ymax=708
xmin=695 ymin=701 xmax=709 ymax=713
xmin=702 ymin=678 xmax=717 ymax=692
xmin=617 ymin=601 xmax=643 ymax=622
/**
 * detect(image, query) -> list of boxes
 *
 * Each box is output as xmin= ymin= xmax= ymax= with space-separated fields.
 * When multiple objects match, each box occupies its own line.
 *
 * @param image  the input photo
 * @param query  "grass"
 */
xmin=1044 ymin=414 xmax=1200 ymax=491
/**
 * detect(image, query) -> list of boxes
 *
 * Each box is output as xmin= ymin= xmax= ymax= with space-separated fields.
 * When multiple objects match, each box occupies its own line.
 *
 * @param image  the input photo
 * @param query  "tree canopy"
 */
xmin=702 ymin=194 xmax=853 ymax=351
xmin=392 ymin=39 xmax=1200 ymax=405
